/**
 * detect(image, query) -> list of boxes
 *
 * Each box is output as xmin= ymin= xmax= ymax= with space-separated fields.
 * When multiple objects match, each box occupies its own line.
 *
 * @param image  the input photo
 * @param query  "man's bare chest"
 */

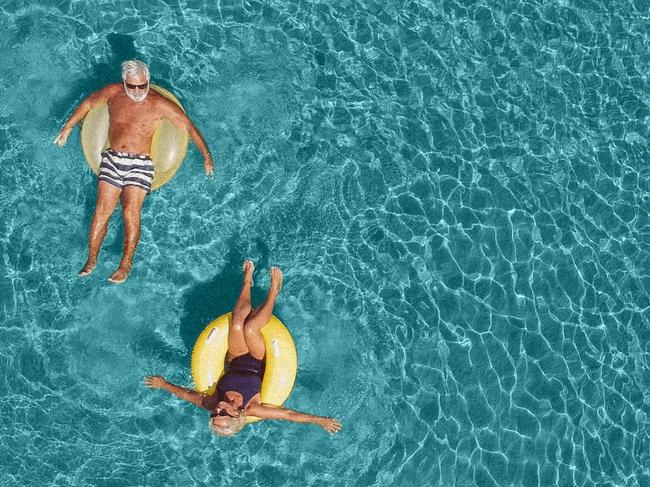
xmin=107 ymin=99 xmax=162 ymax=131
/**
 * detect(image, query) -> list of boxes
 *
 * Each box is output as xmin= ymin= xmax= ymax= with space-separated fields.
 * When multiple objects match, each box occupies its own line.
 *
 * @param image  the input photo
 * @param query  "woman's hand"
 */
xmin=317 ymin=417 xmax=342 ymax=434
xmin=144 ymin=375 xmax=168 ymax=389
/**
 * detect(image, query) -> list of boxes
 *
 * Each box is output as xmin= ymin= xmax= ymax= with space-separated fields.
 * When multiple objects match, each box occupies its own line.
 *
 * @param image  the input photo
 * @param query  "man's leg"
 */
xmin=227 ymin=261 xmax=255 ymax=361
xmin=79 ymin=181 xmax=122 ymax=276
xmin=242 ymin=267 xmax=283 ymax=360
xmin=108 ymin=185 xmax=147 ymax=283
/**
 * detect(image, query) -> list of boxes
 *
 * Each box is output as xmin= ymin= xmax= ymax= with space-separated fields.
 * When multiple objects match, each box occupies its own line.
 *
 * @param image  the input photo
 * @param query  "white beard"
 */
xmin=125 ymin=87 xmax=149 ymax=102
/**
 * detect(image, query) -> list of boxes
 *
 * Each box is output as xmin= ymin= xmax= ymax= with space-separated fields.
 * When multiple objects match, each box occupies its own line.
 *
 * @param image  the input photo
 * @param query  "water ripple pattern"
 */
xmin=1 ymin=0 xmax=649 ymax=485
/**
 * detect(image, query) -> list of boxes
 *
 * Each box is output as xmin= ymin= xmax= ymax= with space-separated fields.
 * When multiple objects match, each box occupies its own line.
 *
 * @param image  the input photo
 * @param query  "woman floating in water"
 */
xmin=145 ymin=263 xmax=342 ymax=436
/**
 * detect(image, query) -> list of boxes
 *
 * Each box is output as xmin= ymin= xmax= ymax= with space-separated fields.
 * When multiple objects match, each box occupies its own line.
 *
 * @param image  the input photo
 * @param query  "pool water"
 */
xmin=1 ymin=0 xmax=649 ymax=485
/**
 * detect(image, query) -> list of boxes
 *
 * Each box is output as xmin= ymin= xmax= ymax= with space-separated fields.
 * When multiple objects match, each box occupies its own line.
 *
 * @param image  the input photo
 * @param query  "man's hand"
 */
xmin=317 ymin=417 xmax=342 ymax=434
xmin=204 ymin=154 xmax=214 ymax=176
xmin=54 ymin=126 xmax=72 ymax=147
xmin=144 ymin=375 xmax=168 ymax=389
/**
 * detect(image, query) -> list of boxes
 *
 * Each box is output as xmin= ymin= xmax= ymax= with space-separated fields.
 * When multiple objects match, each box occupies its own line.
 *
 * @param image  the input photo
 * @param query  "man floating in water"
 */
xmin=54 ymin=60 xmax=213 ymax=283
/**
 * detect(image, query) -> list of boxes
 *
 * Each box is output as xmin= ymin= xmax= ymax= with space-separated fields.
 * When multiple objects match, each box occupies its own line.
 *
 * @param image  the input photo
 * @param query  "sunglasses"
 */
xmin=211 ymin=409 xmax=233 ymax=418
xmin=124 ymin=81 xmax=149 ymax=90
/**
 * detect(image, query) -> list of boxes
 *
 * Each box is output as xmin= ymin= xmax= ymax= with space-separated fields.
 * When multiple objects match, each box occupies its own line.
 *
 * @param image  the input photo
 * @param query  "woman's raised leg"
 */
xmin=227 ymin=261 xmax=255 ymax=361
xmin=243 ymin=267 xmax=283 ymax=360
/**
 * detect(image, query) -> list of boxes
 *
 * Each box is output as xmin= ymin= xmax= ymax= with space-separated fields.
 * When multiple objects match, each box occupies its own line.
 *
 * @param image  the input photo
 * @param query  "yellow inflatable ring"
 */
xmin=191 ymin=313 xmax=298 ymax=423
xmin=80 ymin=84 xmax=189 ymax=191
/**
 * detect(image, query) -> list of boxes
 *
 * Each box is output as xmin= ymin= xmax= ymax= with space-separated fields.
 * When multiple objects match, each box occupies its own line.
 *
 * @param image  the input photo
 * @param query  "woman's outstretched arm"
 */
xmin=144 ymin=375 xmax=208 ymax=409
xmin=246 ymin=403 xmax=342 ymax=433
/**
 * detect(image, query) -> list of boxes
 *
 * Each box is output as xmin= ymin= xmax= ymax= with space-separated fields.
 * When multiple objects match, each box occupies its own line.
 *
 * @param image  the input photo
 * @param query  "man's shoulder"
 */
xmin=149 ymin=90 xmax=179 ymax=106
xmin=149 ymin=90 xmax=184 ymax=114
xmin=102 ymin=83 xmax=123 ymax=98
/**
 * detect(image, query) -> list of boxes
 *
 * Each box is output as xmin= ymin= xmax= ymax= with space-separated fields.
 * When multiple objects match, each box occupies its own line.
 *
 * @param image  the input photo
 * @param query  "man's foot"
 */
xmin=243 ymin=260 xmax=254 ymax=287
xmin=108 ymin=266 xmax=131 ymax=284
xmin=269 ymin=266 xmax=283 ymax=295
xmin=78 ymin=260 xmax=96 ymax=277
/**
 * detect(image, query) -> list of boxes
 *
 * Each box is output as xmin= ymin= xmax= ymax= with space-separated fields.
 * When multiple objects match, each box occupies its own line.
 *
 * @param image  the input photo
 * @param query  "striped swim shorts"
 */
xmin=99 ymin=148 xmax=155 ymax=193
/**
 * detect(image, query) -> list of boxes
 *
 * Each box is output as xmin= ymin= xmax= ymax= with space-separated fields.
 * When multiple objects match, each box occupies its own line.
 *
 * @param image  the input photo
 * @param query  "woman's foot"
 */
xmin=108 ymin=265 xmax=131 ymax=284
xmin=78 ymin=260 xmax=96 ymax=277
xmin=243 ymin=260 xmax=254 ymax=287
xmin=269 ymin=266 xmax=283 ymax=295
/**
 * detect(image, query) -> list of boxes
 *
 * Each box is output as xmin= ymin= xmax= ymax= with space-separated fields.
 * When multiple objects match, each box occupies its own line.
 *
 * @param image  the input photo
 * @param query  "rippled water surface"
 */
xmin=1 ymin=0 xmax=650 ymax=485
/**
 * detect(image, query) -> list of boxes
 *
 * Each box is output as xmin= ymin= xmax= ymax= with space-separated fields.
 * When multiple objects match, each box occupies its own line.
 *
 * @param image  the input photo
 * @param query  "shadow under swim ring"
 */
xmin=80 ymin=84 xmax=189 ymax=191
xmin=191 ymin=312 xmax=298 ymax=423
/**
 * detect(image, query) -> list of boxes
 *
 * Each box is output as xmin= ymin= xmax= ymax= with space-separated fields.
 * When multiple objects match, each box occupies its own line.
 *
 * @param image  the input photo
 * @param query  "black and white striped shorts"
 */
xmin=99 ymin=148 xmax=154 ymax=193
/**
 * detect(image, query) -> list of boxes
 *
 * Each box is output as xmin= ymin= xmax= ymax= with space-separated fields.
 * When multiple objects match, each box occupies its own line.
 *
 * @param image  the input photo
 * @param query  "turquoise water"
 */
xmin=1 ymin=0 xmax=650 ymax=485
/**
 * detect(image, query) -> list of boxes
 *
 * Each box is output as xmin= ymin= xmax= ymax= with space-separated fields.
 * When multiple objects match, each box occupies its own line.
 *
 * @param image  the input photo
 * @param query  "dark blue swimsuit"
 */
xmin=216 ymin=354 xmax=266 ymax=406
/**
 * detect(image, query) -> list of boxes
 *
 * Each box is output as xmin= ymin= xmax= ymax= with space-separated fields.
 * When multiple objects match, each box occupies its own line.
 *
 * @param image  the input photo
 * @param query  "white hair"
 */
xmin=209 ymin=414 xmax=247 ymax=437
xmin=121 ymin=60 xmax=150 ymax=81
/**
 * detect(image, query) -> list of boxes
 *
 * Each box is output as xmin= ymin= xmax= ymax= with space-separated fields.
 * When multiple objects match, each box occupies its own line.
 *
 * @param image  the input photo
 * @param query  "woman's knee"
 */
xmin=233 ymin=302 xmax=252 ymax=318
xmin=243 ymin=324 xmax=262 ymax=340
xmin=230 ymin=320 xmax=245 ymax=334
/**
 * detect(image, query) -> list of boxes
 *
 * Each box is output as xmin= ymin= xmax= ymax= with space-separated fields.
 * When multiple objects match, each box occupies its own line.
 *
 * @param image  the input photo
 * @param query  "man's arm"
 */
xmin=246 ymin=403 xmax=342 ymax=433
xmin=54 ymin=84 xmax=118 ymax=146
xmin=144 ymin=375 xmax=209 ymax=409
xmin=160 ymin=101 xmax=214 ymax=176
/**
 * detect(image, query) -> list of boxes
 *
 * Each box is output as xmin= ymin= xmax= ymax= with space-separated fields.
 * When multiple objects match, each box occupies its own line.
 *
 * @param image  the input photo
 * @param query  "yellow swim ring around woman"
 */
xmin=191 ymin=312 xmax=298 ymax=423
xmin=80 ymin=84 xmax=189 ymax=191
